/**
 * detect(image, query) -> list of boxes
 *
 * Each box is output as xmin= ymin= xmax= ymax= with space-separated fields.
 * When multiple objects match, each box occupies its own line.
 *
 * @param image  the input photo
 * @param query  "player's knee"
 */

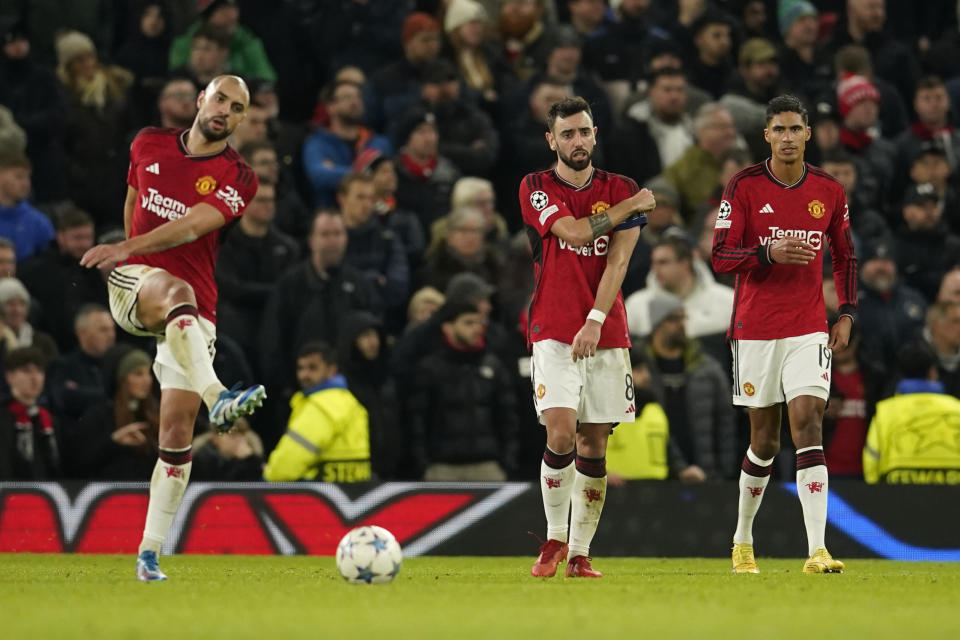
xmin=165 ymin=280 xmax=197 ymax=309
xmin=546 ymin=431 xmax=576 ymax=454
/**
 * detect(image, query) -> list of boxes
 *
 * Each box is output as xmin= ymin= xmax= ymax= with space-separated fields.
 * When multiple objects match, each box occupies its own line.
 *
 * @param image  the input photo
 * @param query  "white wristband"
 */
xmin=587 ymin=309 xmax=606 ymax=325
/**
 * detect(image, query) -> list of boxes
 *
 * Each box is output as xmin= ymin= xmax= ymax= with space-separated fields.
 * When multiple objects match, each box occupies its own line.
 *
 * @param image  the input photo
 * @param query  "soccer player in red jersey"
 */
xmin=712 ymin=95 xmax=857 ymax=574
xmin=80 ymin=75 xmax=266 ymax=581
xmin=519 ymin=96 xmax=656 ymax=578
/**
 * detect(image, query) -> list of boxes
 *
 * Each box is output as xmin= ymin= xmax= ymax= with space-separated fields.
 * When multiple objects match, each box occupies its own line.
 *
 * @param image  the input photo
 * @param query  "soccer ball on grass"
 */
xmin=335 ymin=525 xmax=403 ymax=584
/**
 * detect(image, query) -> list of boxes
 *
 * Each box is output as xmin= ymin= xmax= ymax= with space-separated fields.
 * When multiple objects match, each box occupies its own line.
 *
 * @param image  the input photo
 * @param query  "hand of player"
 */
xmin=632 ymin=188 xmax=656 ymax=213
xmin=80 ymin=242 xmax=130 ymax=269
xmin=828 ymin=315 xmax=852 ymax=350
xmin=768 ymin=237 xmax=816 ymax=265
xmin=571 ymin=320 xmax=602 ymax=362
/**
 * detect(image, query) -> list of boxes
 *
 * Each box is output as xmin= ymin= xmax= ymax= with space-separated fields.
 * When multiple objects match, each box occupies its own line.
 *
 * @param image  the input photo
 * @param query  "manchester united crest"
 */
xmin=591 ymin=201 xmax=611 ymax=215
xmin=808 ymin=199 xmax=825 ymax=219
xmin=195 ymin=175 xmax=217 ymax=195
xmin=743 ymin=382 xmax=755 ymax=396
xmin=536 ymin=384 xmax=546 ymax=399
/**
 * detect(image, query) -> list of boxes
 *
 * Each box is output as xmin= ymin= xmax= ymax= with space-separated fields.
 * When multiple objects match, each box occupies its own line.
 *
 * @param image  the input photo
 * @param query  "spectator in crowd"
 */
xmin=581 ymin=0 xmax=672 ymax=90
xmin=622 ymin=178 xmax=685 ymax=297
xmin=612 ymin=68 xmax=694 ymax=188
xmin=18 ymin=208 xmax=106 ymax=351
xmin=55 ymin=30 xmax=133 ymax=229
xmin=263 ymin=341 xmax=371 ymax=483
xmin=819 ymin=148 xmax=889 ymax=244
xmin=303 ymin=79 xmax=392 ymax=208
xmin=337 ymin=310 xmax=399 ymax=480
xmin=0 ymin=238 xmax=15 ymax=277
xmin=0 ymin=152 xmax=54 ymax=261
xmin=172 ymin=23 xmax=230 ymax=88
xmin=70 ymin=346 xmax=158 ymax=480
xmin=863 ymin=340 xmax=960 ymax=484
xmin=418 ymin=205 xmax=504 ymax=293
xmin=353 ymin=148 xmax=426 ymax=270
xmin=406 ymin=285 xmax=445 ymax=328
xmin=114 ymin=2 xmax=172 ymax=126
xmin=430 ymin=176 xmax=508 ymax=254
xmin=605 ymin=347 xmax=670 ymax=485
xmin=240 ymin=140 xmax=310 ymax=242
xmin=168 ymin=0 xmax=276 ymax=82
xmin=856 ymin=238 xmax=927 ymax=370
xmin=260 ymin=210 xmax=380 ymax=396
xmin=443 ymin=0 xmax=511 ymax=107
xmin=662 ymin=102 xmax=739 ymax=225
xmin=722 ymin=38 xmax=784 ymax=161
xmin=227 ymin=101 xmax=269 ymax=151
xmin=314 ymin=0 xmax=407 ymax=76
xmin=215 ymin=180 xmax=299 ymax=358
xmin=823 ymin=317 xmax=888 ymax=479
xmin=777 ymin=0 xmax=833 ymax=103
xmin=922 ymin=300 xmax=960 ymax=398
xmin=832 ymin=43 xmax=907 ymax=139
xmin=155 ymin=76 xmax=198 ymax=128
xmin=893 ymin=182 xmax=960 ymax=301
xmin=401 ymin=58 xmax=499 ymax=177
xmin=0 ymin=277 xmax=56 ymax=359
xmin=408 ymin=300 xmax=518 ymax=481
xmin=826 ymin=0 xmax=920 ymax=111
xmin=643 ymin=292 xmax=736 ymax=482
xmin=687 ymin=10 xmax=734 ymax=99
xmin=44 ymin=304 xmax=114 ymax=426
xmin=903 ymin=145 xmax=960 ymax=234
xmin=625 ymin=235 xmax=734 ymax=342
xmin=937 ymin=267 xmax=960 ymax=303
xmin=371 ymin=12 xmax=443 ymax=125
xmin=891 ymin=77 xmax=960 ymax=197
xmin=497 ymin=0 xmax=559 ymax=82
xmin=393 ymin=107 xmax=462 ymax=227
xmin=191 ymin=417 xmax=264 ymax=481
xmin=0 ymin=19 xmax=65 ymax=203
xmin=0 ymin=346 xmax=59 ymax=480
xmin=337 ymin=172 xmax=410 ymax=318
xmin=835 ymin=73 xmax=896 ymax=198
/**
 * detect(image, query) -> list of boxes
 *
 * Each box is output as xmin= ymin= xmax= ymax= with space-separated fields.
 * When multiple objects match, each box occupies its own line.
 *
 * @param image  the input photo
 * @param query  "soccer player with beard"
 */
xmin=520 ymin=96 xmax=655 ymax=578
xmin=81 ymin=75 xmax=266 ymax=581
xmin=712 ymin=94 xmax=857 ymax=574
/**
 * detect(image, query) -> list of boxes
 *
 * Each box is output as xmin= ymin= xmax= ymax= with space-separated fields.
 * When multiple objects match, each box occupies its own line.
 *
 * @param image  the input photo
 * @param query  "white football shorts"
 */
xmin=530 ymin=339 xmax=635 ymax=425
xmin=730 ymin=332 xmax=831 ymax=407
xmin=107 ymin=264 xmax=217 ymax=391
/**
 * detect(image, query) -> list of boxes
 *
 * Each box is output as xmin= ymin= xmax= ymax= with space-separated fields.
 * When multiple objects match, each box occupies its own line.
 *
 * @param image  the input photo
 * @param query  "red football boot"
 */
xmin=531 ymin=539 xmax=568 ymax=577
xmin=565 ymin=555 xmax=602 ymax=578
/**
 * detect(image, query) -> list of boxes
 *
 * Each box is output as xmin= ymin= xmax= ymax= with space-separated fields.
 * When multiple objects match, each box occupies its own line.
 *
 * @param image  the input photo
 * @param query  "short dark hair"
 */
xmin=820 ymin=148 xmax=856 ymax=166
xmin=546 ymin=96 xmax=593 ymax=131
xmin=321 ymin=79 xmax=361 ymax=104
xmin=297 ymin=341 xmax=337 ymax=365
xmin=238 ymin=139 xmax=275 ymax=163
xmin=766 ymin=94 xmax=808 ymax=125
xmin=648 ymin=67 xmax=686 ymax=87
xmin=4 ymin=346 xmax=46 ymax=372
xmin=654 ymin=236 xmax=694 ymax=265
xmin=57 ymin=207 xmax=94 ymax=231
xmin=916 ymin=75 xmax=946 ymax=93
xmin=193 ymin=23 xmax=230 ymax=49
xmin=0 ymin=152 xmax=31 ymax=171
xmin=897 ymin=340 xmax=937 ymax=380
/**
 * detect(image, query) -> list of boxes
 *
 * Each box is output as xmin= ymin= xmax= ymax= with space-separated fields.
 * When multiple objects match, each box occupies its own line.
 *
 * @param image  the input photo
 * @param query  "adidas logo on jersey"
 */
xmin=146 ymin=163 xmax=160 ymax=175
xmin=759 ymin=203 xmax=774 ymax=214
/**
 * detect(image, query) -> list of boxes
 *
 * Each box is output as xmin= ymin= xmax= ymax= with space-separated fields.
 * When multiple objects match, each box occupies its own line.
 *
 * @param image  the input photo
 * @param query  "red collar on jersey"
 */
xmin=762 ymin=157 xmax=808 ymax=189
xmin=177 ymin=129 xmax=229 ymax=159
xmin=551 ymin=166 xmax=595 ymax=191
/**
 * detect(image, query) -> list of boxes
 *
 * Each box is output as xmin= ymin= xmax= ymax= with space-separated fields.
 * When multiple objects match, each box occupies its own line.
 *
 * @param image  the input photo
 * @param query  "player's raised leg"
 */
xmin=532 ymin=407 xmax=576 ymax=577
xmin=788 ymin=396 xmax=844 ymax=573
xmin=732 ymin=406 xmax=780 ymax=573
xmin=136 ymin=388 xmax=201 ymax=581
xmin=136 ymin=272 xmax=265 ymax=430
xmin=565 ymin=422 xmax=609 ymax=578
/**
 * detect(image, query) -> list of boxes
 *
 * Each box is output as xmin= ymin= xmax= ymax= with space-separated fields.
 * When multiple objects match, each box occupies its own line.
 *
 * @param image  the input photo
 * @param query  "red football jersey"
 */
xmin=712 ymin=159 xmax=857 ymax=340
xmin=519 ymin=168 xmax=638 ymax=348
xmin=125 ymin=128 xmax=258 ymax=324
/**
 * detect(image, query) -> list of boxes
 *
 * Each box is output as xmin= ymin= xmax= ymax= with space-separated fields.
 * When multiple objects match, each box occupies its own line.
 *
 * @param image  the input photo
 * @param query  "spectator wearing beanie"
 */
xmin=443 ymin=0 xmax=510 ymax=106
xmin=776 ymin=0 xmax=833 ymax=103
xmin=392 ymin=108 xmax=462 ymax=227
xmin=371 ymin=12 xmax=443 ymax=127
xmin=836 ymin=73 xmax=896 ymax=197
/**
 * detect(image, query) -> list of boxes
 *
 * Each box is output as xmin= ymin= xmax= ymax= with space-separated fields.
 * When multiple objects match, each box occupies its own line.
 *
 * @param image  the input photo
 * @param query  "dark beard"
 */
xmin=558 ymin=147 xmax=592 ymax=171
xmin=198 ymin=118 xmax=231 ymax=141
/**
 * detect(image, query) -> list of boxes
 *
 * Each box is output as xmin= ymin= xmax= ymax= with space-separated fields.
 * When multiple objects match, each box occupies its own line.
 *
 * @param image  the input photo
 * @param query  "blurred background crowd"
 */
xmin=1 ymin=0 xmax=959 ymax=485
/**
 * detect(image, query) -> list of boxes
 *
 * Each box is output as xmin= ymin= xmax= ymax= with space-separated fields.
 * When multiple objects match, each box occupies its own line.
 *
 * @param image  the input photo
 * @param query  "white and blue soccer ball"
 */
xmin=335 ymin=525 xmax=403 ymax=584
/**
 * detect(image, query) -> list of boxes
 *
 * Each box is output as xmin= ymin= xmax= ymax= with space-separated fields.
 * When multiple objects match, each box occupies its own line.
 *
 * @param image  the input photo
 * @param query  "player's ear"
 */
xmin=805 ymin=126 xmax=811 ymax=141
xmin=545 ymin=131 xmax=555 ymax=151
xmin=763 ymin=128 xmax=770 ymax=143
xmin=196 ymin=90 xmax=205 ymax=110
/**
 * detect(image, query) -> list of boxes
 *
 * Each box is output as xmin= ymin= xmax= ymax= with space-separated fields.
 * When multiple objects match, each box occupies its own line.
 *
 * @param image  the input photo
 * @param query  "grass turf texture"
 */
xmin=1 ymin=555 xmax=958 ymax=639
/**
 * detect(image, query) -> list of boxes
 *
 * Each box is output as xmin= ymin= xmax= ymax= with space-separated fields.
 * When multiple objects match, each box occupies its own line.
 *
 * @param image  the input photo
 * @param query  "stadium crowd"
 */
xmin=2 ymin=0 xmax=960 ymax=484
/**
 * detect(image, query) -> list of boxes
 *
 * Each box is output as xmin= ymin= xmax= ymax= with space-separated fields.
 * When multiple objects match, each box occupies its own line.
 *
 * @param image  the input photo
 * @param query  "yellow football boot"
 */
xmin=803 ymin=547 xmax=845 ymax=573
xmin=732 ymin=543 xmax=759 ymax=574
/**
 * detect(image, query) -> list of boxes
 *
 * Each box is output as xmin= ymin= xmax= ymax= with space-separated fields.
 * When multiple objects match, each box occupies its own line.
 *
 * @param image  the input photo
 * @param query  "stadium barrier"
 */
xmin=1 ymin=481 xmax=957 ymax=560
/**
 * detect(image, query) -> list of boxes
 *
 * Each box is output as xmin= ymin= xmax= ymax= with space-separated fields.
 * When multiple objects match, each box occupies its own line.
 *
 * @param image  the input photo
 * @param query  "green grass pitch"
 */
xmin=1 ymin=555 xmax=959 ymax=640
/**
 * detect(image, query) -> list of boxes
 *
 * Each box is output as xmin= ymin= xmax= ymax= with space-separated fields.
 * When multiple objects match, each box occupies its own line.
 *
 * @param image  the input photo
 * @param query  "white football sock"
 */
xmin=733 ymin=447 xmax=774 ymax=545
xmin=540 ymin=457 xmax=575 ymax=543
xmin=796 ymin=446 xmax=828 ymax=556
xmin=164 ymin=306 xmax=225 ymax=409
xmin=139 ymin=449 xmax=192 ymax=555
xmin=568 ymin=470 xmax=606 ymax=559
